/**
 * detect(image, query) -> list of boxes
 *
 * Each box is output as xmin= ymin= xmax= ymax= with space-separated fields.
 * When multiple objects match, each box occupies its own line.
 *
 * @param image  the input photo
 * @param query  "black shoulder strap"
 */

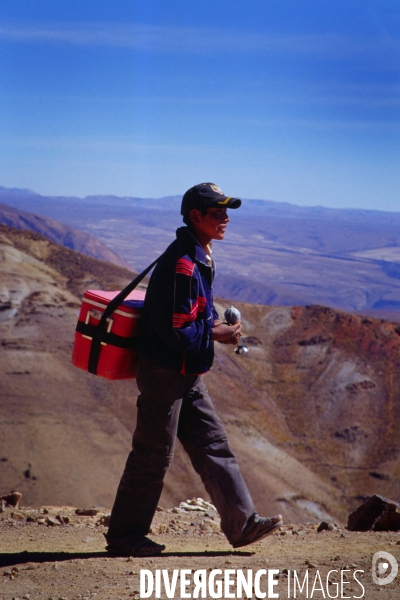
xmin=86 ymin=255 xmax=161 ymax=375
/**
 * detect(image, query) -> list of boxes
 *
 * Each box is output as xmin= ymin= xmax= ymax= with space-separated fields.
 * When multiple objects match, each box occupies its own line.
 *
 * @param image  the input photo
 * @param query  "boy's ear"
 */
xmin=188 ymin=208 xmax=202 ymax=224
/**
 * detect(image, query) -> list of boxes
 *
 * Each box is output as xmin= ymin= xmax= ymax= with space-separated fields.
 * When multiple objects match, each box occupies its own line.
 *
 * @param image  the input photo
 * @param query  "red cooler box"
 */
xmin=72 ymin=289 xmax=145 ymax=380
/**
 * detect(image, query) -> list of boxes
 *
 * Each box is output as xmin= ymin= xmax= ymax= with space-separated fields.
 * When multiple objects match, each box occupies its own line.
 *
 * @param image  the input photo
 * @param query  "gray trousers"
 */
xmin=107 ymin=357 xmax=255 ymax=546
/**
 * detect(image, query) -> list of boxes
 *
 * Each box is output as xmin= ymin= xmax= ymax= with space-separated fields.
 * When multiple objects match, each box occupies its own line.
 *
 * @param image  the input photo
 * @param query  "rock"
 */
xmin=56 ymin=514 xmax=70 ymax=524
xmin=317 ymin=521 xmax=336 ymax=532
xmin=347 ymin=494 xmax=400 ymax=531
xmin=0 ymin=491 xmax=22 ymax=508
xmin=205 ymin=510 xmax=217 ymax=519
xmin=179 ymin=498 xmax=216 ymax=512
xmin=75 ymin=508 xmax=99 ymax=516
xmin=46 ymin=516 xmax=60 ymax=526
xmin=98 ymin=513 xmax=111 ymax=527
xmin=10 ymin=511 xmax=25 ymax=520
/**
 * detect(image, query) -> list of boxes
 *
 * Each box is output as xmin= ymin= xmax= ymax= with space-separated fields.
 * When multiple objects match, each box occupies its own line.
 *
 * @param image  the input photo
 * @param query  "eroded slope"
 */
xmin=1 ymin=225 xmax=399 ymax=525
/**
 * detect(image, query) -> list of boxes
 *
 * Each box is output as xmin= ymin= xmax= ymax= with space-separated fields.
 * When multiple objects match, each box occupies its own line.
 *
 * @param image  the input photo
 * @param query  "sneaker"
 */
xmin=105 ymin=535 xmax=166 ymax=557
xmin=232 ymin=514 xmax=283 ymax=548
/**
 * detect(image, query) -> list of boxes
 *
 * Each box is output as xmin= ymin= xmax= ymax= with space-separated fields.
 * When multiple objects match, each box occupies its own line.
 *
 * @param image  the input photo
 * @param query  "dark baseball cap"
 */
xmin=180 ymin=183 xmax=242 ymax=215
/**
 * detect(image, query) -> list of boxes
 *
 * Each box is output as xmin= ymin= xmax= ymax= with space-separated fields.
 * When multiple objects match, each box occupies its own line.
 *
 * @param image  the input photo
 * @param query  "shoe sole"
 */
xmin=106 ymin=543 xmax=165 ymax=557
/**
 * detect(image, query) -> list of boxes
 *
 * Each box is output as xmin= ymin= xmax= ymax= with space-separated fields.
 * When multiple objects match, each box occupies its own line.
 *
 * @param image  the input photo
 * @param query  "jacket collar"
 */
xmin=176 ymin=226 xmax=211 ymax=267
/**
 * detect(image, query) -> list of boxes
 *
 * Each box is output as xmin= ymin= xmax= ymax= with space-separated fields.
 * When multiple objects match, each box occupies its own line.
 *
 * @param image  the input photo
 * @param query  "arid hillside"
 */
xmin=1 ymin=225 xmax=400 ymax=526
xmin=0 ymin=200 xmax=130 ymax=269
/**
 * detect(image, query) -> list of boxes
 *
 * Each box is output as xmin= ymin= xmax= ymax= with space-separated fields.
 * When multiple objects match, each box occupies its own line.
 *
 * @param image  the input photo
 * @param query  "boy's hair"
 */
xmin=182 ymin=206 xmax=208 ymax=227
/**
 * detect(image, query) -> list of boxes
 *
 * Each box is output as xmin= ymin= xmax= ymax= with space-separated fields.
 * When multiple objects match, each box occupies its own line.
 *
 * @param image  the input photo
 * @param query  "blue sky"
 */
xmin=0 ymin=0 xmax=399 ymax=210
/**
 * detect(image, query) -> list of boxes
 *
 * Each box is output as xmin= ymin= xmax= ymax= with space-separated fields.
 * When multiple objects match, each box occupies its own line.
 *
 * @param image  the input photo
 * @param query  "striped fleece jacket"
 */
xmin=138 ymin=226 xmax=219 ymax=375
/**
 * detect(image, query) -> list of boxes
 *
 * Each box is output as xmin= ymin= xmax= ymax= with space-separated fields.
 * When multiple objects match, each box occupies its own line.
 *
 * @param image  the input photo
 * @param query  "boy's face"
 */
xmin=189 ymin=207 xmax=230 ymax=242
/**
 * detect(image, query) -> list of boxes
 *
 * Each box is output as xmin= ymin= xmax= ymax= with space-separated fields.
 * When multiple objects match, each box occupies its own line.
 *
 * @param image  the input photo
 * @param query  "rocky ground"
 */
xmin=1 ymin=498 xmax=400 ymax=600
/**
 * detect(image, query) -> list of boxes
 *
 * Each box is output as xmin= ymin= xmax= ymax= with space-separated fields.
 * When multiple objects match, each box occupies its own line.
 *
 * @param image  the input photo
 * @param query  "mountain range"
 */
xmin=1 ymin=186 xmax=400 ymax=319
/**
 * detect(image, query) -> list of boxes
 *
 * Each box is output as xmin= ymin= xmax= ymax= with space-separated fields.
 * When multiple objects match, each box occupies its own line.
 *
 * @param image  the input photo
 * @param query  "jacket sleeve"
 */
xmin=172 ymin=258 xmax=210 ymax=351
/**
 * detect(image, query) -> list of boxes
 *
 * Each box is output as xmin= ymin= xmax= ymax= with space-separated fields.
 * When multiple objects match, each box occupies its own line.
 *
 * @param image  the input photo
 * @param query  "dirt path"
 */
xmin=1 ymin=504 xmax=400 ymax=599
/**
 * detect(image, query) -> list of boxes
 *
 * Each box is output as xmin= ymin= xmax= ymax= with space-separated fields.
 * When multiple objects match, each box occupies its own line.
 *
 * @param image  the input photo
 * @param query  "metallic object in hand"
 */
xmin=224 ymin=306 xmax=249 ymax=355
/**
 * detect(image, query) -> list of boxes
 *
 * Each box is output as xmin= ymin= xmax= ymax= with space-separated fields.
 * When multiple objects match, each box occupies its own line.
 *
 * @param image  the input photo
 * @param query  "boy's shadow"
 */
xmin=0 ymin=549 xmax=254 ymax=567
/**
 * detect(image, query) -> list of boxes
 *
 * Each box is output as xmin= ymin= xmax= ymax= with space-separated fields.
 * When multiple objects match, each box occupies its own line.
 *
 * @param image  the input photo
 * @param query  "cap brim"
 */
xmin=215 ymin=197 xmax=241 ymax=209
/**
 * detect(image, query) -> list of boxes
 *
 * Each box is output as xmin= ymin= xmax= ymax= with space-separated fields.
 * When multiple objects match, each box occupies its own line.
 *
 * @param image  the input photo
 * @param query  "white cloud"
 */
xmin=0 ymin=21 xmax=399 ymax=61
xmin=2 ymin=80 xmax=399 ymax=111
xmin=0 ymin=134 xmax=223 ymax=155
xmin=229 ymin=116 xmax=400 ymax=132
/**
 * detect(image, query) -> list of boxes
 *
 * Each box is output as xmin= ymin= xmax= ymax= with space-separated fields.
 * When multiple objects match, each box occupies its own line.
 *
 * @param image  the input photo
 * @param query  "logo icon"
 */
xmin=372 ymin=551 xmax=398 ymax=585
xmin=210 ymin=184 xmax=224 ymax=195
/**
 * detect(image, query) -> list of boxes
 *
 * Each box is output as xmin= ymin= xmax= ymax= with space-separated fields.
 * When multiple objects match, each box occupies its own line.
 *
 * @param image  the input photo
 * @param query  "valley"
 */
xmin=1 ymin=225 xmax=400 ymax=527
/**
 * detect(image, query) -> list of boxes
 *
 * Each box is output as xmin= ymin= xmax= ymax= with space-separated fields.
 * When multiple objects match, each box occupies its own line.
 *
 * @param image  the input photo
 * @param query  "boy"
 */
xmin=106 ymin=183 xmax=283 ymax=556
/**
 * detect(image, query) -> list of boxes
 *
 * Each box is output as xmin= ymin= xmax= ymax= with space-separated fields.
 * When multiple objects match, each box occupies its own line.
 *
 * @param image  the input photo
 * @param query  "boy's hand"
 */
xmin=211 ymin=321 xmax=241 ymax=344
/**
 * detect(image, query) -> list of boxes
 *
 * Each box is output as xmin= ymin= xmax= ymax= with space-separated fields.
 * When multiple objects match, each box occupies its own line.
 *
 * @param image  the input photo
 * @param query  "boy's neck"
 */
xmin=190 ymin=226 xmax=212 ymax=253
